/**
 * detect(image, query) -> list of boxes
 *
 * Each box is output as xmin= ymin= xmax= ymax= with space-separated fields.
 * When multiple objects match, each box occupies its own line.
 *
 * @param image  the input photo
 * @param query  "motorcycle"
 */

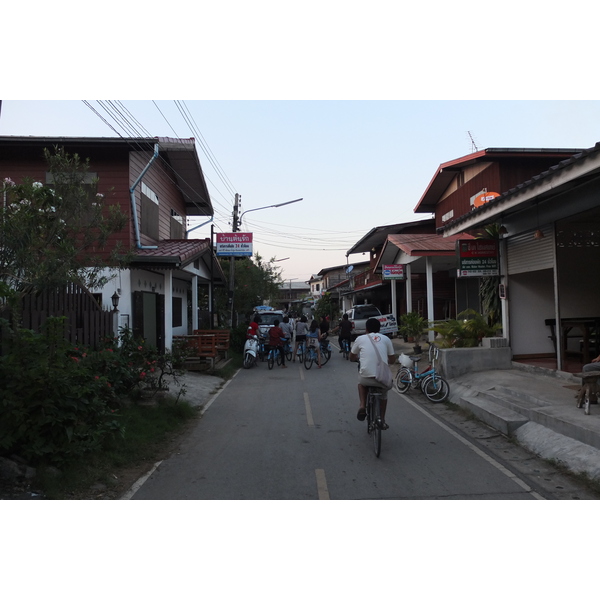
xmin=243 ymin=333 xmax=260 ymax=369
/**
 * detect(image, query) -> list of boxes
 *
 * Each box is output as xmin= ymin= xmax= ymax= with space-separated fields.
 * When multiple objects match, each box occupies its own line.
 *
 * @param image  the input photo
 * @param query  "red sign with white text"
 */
xmin=216 ymin=232 xmax=253 ymax=256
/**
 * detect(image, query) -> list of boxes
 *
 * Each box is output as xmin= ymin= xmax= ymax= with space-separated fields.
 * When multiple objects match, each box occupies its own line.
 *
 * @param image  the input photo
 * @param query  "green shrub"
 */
xmin=432 ymin=309 xmax=499 ymax=348
xmin=0 ymin=318 xmax=123 ymax=465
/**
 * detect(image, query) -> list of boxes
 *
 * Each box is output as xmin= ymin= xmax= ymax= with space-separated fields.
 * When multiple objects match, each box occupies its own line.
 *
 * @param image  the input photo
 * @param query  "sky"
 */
xmin=3 ymin=99 xmax=600 ymax=287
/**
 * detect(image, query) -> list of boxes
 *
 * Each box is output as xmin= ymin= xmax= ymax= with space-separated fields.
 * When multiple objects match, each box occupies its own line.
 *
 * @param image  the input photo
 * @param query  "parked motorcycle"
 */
xmin=243 ymin=334 xmax=260 ymax=368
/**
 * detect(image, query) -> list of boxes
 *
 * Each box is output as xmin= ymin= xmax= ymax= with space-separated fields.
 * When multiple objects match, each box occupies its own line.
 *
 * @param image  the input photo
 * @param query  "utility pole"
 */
xmin=229 ymin=193 xmax=241 ymax=326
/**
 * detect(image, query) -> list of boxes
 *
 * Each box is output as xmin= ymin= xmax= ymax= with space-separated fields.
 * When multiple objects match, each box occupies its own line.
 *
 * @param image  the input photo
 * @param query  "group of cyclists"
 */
xmin=247 ymin=312 xmax=395 ymax=429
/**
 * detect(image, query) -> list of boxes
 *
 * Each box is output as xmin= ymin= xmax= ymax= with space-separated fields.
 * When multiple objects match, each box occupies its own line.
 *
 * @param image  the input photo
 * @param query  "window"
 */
xmin=141 ymin=183 xmax=159 ymax=240
xmin=172 ymin=297 xmax=183 ymax=327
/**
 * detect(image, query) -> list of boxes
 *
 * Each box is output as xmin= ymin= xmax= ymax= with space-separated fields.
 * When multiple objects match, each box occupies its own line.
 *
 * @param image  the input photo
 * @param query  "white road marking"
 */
xmin=304 ymin=392 xmax=314 ymax=427
xmin=315 ymin=469 xmax=330 ymax=499
xmin=395 ymin=391 xmax=545 ymax=500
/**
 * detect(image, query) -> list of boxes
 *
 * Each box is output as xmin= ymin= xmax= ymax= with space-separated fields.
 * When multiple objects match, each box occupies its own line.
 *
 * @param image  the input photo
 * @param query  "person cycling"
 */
xmin=307 ymin=319 xmax=323 ymax=368
xmin=293 ymin=315 xmax=309 ymax=362
xmin=349 ymin=317 xmax=396 ymax=428
xmin=337 ymin=313 xmax=353 ymax=352
xmin=268 ymin=319 xmax=288 ymax=369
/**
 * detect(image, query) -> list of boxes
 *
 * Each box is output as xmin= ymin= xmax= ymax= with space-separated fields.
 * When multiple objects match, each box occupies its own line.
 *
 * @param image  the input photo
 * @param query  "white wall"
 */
xmin=508 ymin=269 xmax=555 ymax=356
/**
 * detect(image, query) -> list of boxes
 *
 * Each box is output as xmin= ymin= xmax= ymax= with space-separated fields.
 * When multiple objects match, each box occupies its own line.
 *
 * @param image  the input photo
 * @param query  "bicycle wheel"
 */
xmin=369 ymin=391 xmax=382 ymax=458
xmin=268 ymin=351 xmax=274 ymax=370
xmin=304 ymin=347 xmax=313 ymax=369
xmin=285 ymin=345 xmax=293 ymax=362
xmin=321 ymin=346 xmax=330 ymax=365
xmin=423 ymin=374 xmax=449 ymax=403
xmin=342 ymin=341 xmax=349 ymax=360
xmin=395 ymin=367 xmax=412 ymax=394
xmin=297 ymin=344 xmax=304 ymax=363
xmin=276 ymin=349 xmax=282 ymax=366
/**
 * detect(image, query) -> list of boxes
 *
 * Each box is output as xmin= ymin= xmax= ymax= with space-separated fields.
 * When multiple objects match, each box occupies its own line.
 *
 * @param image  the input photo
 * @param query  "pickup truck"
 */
xmin=345 ymin=305 xmax=398 ymax=339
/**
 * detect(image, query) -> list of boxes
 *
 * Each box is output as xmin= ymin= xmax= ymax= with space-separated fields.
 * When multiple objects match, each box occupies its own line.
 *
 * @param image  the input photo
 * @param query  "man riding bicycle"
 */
xmin=349 ymin=317 xmax=396 ymax=429
xmin=336 ymin=313 xmax=353 ymax=352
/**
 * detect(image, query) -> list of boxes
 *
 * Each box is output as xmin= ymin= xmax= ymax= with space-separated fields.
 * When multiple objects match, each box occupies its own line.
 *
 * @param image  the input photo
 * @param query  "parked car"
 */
xmin=345 ymin=304 xmax=398 ymax=339
xmin=254 ymin=309 xmax=286 ymax=341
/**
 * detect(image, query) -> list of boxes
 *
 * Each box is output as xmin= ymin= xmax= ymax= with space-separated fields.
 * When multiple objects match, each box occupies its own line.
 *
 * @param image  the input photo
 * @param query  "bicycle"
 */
xmin=294 ymin=339 xmax=306 ymax=363
xmin=266 ymin=345 xmax=283 ymax=370
xmin=366 ymin=386 xmax=385 ymax=457
xmin=283 ymin=340 xmax=294 ymax=362
xmin=320 ymin=337 xmax=332 ymax=364
xmin=304 ymin=340 xmax=321 ymax=369
xmin=340 ymin=338 xmax=351 ymax=360
xmin=395 ymin=344 xmax=449 ymax=402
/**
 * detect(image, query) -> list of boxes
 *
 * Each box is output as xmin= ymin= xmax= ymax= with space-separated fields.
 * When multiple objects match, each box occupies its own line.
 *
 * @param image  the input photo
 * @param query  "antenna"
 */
xmin=468 ymin=131 xmax=479 ymax=152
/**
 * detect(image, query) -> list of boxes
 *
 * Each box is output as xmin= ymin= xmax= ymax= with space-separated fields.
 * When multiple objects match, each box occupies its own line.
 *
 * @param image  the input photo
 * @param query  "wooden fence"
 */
xmin=1 ymin=283 xmax=114 ymax=350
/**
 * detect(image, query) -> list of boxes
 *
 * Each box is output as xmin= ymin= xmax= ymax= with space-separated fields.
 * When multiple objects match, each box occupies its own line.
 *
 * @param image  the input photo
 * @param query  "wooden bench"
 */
xmin=193 ymin=329 xmax=230 ymax=360
xmin=575 ymin=371 xmax=600 ymax=415
xmin=173 ymin=334 xmax=218 ymax=371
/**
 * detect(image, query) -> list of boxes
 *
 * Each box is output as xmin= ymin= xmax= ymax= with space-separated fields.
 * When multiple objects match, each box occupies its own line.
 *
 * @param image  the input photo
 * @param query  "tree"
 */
xmin=215 ymin=253 xmax=283 ymax=325
xmin=314 ymin=292 xmax=338 ymax=322
xmin=0 ymin=147 xmax=129 ymax=319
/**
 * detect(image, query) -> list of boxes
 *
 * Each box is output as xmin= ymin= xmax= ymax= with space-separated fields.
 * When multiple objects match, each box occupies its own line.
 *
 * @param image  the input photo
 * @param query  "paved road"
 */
xmin=128 ymin=349 xmax=600 ymax=500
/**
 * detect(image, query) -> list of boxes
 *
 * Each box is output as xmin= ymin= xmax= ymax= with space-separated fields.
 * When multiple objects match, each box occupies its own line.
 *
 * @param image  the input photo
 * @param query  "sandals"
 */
xmin=357 ymin=408 xmax=367 ymax=421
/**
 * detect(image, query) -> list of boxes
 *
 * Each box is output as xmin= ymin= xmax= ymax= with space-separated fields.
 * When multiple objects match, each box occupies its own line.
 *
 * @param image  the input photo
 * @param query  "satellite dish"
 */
xmin=346 ymin=265 xmax=354 ymax=273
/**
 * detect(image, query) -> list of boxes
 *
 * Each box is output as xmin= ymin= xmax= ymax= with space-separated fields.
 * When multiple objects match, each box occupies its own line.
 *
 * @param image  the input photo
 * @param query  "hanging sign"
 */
xmin=216 ymin=232 xmax=253 ymax=257
xmin=472 ymin=190 xmax=500 ymax=207
xmin=382 ymin=264 xmax=405 ymax=280
xmin=457 ymin=239 xmax=499 ymax=277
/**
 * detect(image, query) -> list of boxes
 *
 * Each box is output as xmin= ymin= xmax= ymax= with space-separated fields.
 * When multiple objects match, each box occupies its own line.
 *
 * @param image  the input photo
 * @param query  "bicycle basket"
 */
xmin=398 ymin=353 xmax=413 ymax=368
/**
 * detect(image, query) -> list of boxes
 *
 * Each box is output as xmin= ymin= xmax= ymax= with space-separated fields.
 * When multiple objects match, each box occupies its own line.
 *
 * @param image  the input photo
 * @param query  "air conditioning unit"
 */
xmin=482 ymin=337 xmax=508 ymax=348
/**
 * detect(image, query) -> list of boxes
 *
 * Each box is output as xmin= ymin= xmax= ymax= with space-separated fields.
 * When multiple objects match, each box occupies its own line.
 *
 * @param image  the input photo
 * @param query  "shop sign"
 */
xmin=457 ymin=239 xmax=499 ymax=277
xmin=382 ymin=264 xmax=404 ymax=280
xmin=216 ymin=232 xmax=253 ymax=257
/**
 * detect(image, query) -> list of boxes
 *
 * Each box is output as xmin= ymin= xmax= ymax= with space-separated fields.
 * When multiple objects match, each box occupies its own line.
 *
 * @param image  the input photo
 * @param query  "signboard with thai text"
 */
xmin=457 ymin=239 xmax=499 ymax=277
xmin=382 ymin=264 xmax=405 ymax=280
xmin=216 ymin=232 xmax=253 ymax=257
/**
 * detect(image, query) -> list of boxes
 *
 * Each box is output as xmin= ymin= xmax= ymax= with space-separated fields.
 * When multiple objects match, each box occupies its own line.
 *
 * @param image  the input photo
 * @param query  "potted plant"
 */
xmin=399 ymin=312 xmax=429 ymax=354
xmin=431 ymin=309 xmax=498 ymax=348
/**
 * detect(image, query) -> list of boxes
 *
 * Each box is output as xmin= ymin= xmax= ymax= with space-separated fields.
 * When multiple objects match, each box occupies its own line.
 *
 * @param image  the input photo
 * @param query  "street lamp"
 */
xmin=238 ymin=198 xmax=303 ymax=228
xmin=228 ymin=198 xmax=303 ymax=327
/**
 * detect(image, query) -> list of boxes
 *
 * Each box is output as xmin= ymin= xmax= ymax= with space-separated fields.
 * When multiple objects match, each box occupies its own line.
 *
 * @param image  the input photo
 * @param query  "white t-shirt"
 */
xmin=351 ymin=333 xmax=395 ymax=379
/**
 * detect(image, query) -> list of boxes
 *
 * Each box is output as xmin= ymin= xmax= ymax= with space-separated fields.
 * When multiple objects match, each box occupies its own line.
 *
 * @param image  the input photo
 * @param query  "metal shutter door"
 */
xmin=507 ymin=225 xmax=554 ymax=274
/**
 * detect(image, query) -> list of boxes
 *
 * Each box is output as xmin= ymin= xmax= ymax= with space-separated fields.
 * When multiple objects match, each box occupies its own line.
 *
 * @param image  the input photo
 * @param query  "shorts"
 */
xmin=296 ymin=335 xmax=306 ymax=342
xmin=358 ymin=376 xmax=388 ymax=399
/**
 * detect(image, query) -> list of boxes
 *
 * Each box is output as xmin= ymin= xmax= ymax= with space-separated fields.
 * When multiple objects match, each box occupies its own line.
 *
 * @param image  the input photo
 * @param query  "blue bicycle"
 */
xmin=304 ymin=340 xmax=321 ymax=369
xmin=395 ymin=344 xmax=449 ymax=402
xmin=266 ymin=345 xmax=283 ymax=370
xmin=340 ymin=338 xmax=351 ymax=360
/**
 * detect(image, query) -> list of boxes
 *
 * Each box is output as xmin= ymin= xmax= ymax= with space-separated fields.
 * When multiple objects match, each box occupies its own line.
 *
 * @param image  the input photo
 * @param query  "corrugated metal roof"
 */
xmin=386 ymin=232 xmax=471 ymax=255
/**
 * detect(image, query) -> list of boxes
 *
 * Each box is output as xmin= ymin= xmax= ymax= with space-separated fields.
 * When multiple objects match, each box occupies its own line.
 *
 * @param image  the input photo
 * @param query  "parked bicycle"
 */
xmin=395 ymin=343 xmax=449 ymax=402
xmin=365 ymin=386 xmax=385 ymax=457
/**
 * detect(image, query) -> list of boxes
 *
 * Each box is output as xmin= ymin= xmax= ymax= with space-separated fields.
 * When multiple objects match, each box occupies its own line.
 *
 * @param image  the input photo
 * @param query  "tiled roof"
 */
xmin=132 ymin=239 xmax=211 ymax=267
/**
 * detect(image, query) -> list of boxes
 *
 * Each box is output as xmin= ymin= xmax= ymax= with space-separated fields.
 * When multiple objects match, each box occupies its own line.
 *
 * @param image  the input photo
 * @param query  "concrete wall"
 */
xmin=438 ymin=347 xmax=513 ymax=379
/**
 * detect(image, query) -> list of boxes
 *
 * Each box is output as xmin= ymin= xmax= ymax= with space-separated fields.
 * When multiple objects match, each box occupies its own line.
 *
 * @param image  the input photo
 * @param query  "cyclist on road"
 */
xmin=349 ymin=317 xmax=396 ymax=428
xmin=293 ymin=315 xmax=309 ymax=362
xmin=336 ymin=313 xmax=353 ymax=352
xmin=307 ymin=319 xmax=323 ymax=368
xmin=268 ymin=319 xmax=288 ymax=369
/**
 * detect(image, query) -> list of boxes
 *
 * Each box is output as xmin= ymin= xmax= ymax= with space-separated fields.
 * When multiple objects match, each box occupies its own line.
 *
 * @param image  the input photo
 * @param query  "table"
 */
xmin=545 ymin=318 xmax=600 ymax=364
